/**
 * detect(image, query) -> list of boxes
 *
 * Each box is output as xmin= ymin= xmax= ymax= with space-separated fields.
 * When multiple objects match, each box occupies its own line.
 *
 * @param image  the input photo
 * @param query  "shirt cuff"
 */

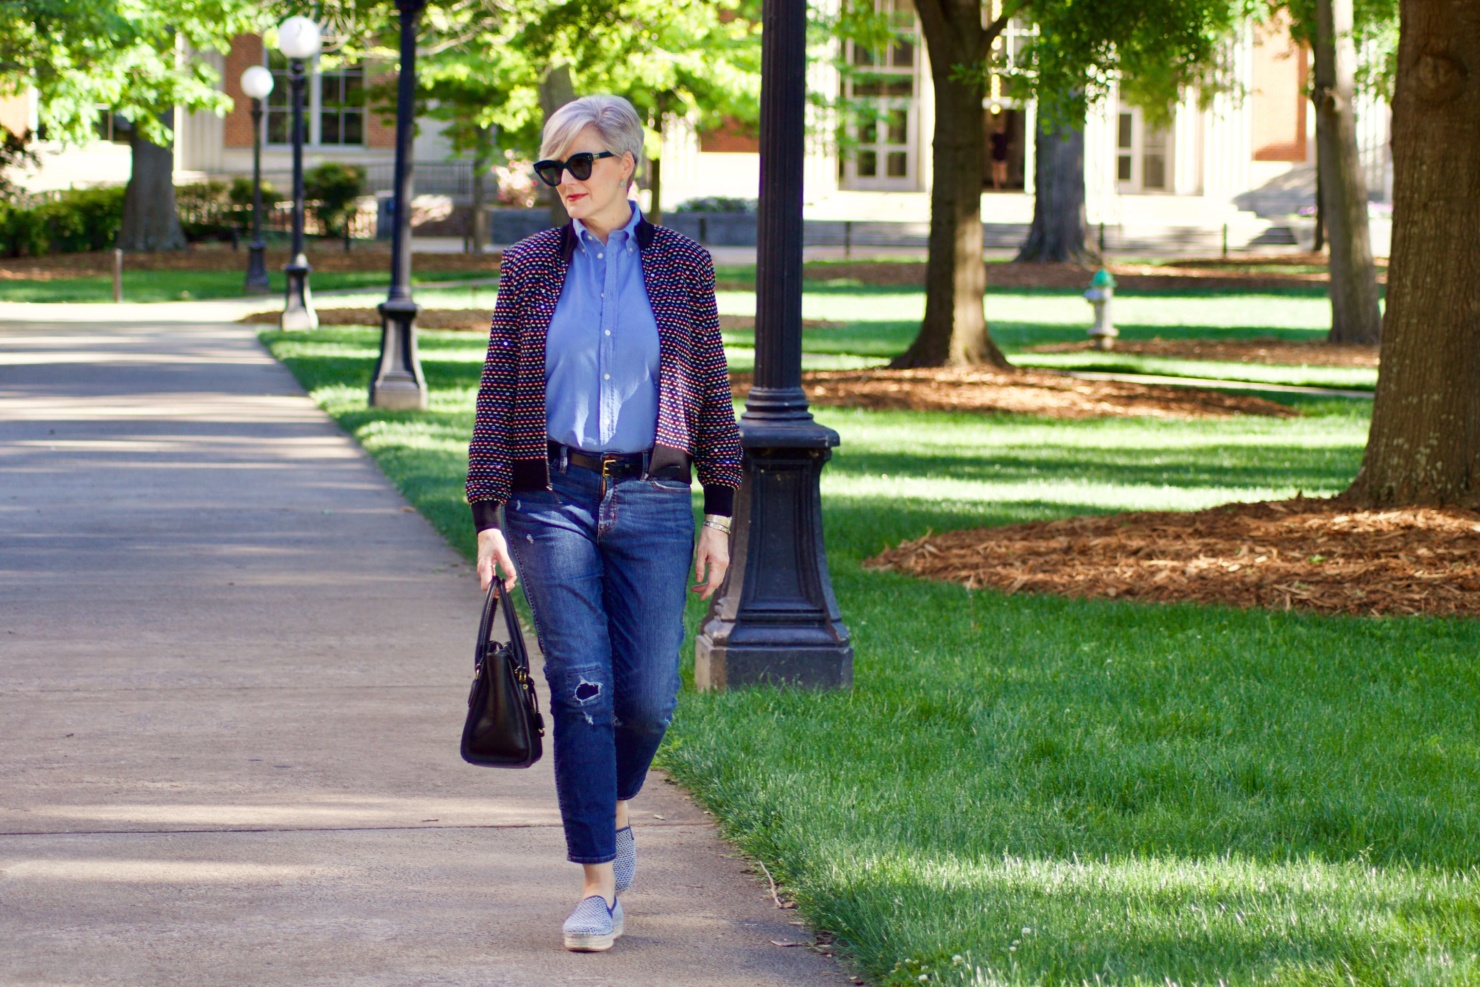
xmin=471 ymin=500 xmax=502 ymax=532
xmin=701 ymin=485 xmax=734 ymax=518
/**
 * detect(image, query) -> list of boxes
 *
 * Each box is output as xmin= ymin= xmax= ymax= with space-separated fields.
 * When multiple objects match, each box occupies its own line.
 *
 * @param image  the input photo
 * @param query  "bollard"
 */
xmin=1085 ymin=268 xmax=1117 ymax=351
xmin=844 ymin=219 xmax=852 ymax=260
xmin=113 ymin=248 xmax=123 ymax=303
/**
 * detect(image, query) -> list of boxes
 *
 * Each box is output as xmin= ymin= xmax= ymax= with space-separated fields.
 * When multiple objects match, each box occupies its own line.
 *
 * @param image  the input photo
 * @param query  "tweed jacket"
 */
xmin=466 ymin=219 xmax=743 ymax=532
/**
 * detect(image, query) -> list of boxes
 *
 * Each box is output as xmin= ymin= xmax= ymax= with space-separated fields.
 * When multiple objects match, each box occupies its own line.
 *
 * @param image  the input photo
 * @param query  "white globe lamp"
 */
xmin=276 ymin=16 xmax=323 ymax=60
xmin=240 ymin=64 xmax=274 ymax=101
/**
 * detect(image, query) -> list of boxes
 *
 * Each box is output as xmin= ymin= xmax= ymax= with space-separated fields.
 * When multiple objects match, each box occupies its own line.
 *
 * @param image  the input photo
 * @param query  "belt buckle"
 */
xmin=600 ymin=456 xmax=621 ymax=479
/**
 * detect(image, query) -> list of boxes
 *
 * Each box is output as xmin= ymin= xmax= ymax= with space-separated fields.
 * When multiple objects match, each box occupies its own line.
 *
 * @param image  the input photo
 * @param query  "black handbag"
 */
xmin=460 ymin=577 xmax=544 ymax=768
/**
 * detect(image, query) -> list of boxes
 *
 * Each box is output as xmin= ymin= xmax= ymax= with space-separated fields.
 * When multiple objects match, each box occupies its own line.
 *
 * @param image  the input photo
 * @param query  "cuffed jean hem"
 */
xmin=568 ymin=853 xmax=618 ymax=865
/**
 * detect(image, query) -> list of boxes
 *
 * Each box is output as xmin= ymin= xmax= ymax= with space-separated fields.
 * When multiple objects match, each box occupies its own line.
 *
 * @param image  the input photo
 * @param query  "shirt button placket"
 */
xmin=600 ymin=237 xmax=619 ymax=445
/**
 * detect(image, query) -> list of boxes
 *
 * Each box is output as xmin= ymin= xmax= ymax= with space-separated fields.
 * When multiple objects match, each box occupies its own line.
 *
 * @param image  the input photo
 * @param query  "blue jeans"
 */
xmin=504 ymin=457 xmax=694 ymax=864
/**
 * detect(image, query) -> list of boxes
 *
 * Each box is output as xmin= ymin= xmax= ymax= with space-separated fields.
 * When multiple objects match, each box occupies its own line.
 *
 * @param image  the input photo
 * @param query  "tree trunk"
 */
xmin=1312 ymin=155 xmax=1325 ymax=252
xmin=1345 ymin=0 xmax=1480 ymax=507
xmin=1312 ymin=0 xmax=1382 ymax=344
xmin=647 ymin=154 xmax=663 ymax=225
xmin=118 ymin=121 xmax=186 ymax=252
xmin=647 ymin=98 xmax=669 ymax=225
xmin=540 ymin=65 xmax=575 ymax=229
xmin=470 ymin=125 xmax=490 ymax=254
xmin=892 ymin=0 xmax=1009 ymax=369
xmin=1015 ymin=108 xmax=1099 ymax=264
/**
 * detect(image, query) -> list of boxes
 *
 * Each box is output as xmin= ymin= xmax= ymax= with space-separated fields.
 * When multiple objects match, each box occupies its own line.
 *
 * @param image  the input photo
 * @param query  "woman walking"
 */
xmin=465 ymin=94 xmax=742 ymax=952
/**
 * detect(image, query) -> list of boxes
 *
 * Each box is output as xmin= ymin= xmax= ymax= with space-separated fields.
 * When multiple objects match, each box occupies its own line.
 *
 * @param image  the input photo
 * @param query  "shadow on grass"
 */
xmin=263 ymin=325 xmax=1479 ymax=987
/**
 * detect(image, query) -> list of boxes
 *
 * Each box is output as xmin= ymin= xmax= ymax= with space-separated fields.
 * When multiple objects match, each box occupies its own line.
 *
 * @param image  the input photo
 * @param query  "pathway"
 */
xmin=0 ymin=303 xmax=850 ymax=987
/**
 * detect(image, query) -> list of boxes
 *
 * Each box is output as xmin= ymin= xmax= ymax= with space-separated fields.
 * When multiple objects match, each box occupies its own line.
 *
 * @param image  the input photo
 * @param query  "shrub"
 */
xmin=0 ymin=185 xmax=125 ymax=256
xmin=228 ymin=175 xmax=279 ymax=209
xmin=304 ymin=161 xmax=367 ymax=238
xmin=672 ymin=196 xmax=758 ymax=214
xmin=492 ymin=151 xmax=538 ymax=208
xmin=175 ymin=180 xmax=238 ymax=241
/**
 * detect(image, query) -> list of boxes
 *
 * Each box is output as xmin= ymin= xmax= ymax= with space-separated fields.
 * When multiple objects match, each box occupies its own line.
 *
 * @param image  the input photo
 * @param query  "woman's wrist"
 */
xmin=702 ymin=513 xmax=732 ymax=535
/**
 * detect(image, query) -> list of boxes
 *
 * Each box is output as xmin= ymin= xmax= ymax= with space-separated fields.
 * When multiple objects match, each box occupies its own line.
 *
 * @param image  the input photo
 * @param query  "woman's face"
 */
xmin=556 ymin=125 xmax=634 ymax=228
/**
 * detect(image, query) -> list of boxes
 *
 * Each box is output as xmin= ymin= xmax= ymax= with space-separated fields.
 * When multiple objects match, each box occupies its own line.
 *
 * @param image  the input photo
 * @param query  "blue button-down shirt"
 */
xmin=544 ymin=203 xmax=661 ymax=454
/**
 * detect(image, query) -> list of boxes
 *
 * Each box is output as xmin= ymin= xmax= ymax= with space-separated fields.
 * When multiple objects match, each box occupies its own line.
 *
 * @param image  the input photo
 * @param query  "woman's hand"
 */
xmin=692 ymin=523 xmax=730 ymax=600
xmin=477 ymin=528 xmax=518 ymax=593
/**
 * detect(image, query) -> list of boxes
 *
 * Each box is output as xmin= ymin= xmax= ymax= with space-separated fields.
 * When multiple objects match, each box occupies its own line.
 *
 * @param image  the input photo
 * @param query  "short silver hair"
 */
xmin=540 ymin=95 xmax=644 ymax=183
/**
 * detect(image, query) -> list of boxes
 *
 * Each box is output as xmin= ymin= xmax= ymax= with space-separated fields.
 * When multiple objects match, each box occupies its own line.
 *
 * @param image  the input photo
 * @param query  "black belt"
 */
xmin=548 ymin=441 xmax=690 ymax=483
xmin=549 ymin=442 xmax=647 ymax=479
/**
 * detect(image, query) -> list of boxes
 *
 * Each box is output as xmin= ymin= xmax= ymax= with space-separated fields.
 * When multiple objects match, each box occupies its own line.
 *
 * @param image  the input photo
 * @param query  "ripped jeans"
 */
xmin=504 ymin=456 xmax=694 ymax=864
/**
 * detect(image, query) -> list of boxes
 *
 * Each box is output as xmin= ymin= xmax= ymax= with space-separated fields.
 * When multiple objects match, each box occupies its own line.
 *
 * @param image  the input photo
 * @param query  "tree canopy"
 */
xmin=1 ymin=0 xmax=266 ymax=147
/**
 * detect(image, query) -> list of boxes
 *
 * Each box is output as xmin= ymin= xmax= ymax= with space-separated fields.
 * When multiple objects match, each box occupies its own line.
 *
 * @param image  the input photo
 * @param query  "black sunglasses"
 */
xmin=532 ymin=151 xmax=617 ymax=187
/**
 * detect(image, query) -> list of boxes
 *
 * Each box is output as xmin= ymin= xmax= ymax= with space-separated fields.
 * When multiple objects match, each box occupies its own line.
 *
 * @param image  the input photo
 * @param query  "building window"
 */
xmin=982 ymin=4 xmax=1035 ymax=111
xmin=319 ymin=61 xmax=364 ymax=145
xmin=842 ymin=0 xmax=919 ymax=190
xmin=263 ymin=51 xmax=365 ymax=147
xmin=1115 ymin=106 xmax=1173 ymax=193
xmin=94 ymin=109 xmax=133 ymax=144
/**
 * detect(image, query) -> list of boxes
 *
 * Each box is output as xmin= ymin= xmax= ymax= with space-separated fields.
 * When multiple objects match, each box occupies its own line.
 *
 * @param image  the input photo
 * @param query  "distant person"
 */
xmin=465 ymin=94 xmax=742 ymax=953
xmin=990 ymin=121 xmax=1011 ymax=191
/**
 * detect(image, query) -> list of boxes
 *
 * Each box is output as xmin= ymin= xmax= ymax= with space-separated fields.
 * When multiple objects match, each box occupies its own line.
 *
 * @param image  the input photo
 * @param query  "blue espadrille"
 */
xmin=562 ymin=895 xmax=624 ymax=952
xmin=614 ymin=825 xmax=637 ymax=893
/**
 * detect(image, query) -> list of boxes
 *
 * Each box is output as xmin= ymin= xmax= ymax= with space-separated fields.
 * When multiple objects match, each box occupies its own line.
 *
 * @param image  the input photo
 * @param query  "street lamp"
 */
xmin=277 ymin=15 xmax=321 ymax=331
xmin=693 ymin=0 xmax=852 ymax=690
xmin=369 ymin=0 xmax=429 ymax=409
xmin=240 ymin=64 xmax=274 ymax=295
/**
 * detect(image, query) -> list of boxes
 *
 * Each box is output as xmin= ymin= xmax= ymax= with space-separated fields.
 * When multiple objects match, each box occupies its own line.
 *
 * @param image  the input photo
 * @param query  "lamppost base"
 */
xmin=245 ymin=241 xmax=271 ymax=295
xmin=370 ymin=297 xmax=428 ymax=410
xmin=695 ymin=639 xmax=853 ymax=691
xmin=693 ymin=416 xmax=853 ymax=691
xmin=281 ymin=256 xmax=317 ymax=331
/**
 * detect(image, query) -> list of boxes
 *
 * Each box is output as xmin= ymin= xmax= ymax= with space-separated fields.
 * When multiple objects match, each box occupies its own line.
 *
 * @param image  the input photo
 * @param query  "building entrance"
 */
xmin=984 ymin=107 xmax=1026 ymax=191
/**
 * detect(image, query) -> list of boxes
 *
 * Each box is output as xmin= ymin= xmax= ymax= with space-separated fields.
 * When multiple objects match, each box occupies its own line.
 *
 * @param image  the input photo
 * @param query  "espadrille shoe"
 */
xmin=614 ymin=826 xmax=637 ymax=893
xmin=562 ymin=895 xmax=624 ymax=952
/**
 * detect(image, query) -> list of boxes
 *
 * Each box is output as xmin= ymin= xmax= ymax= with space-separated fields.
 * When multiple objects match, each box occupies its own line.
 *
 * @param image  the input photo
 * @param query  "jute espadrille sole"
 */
xmin=562 ymin=895 xmax=624 ymax=952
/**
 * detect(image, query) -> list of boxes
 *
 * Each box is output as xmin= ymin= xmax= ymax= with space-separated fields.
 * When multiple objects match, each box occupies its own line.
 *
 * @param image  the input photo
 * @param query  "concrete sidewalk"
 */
xmin=0 ymin=310 xmax=851 ymax=986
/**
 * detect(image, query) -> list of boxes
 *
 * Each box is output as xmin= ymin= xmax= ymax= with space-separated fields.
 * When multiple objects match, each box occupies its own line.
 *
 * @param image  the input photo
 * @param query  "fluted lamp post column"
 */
xmin=277 ymin=15 xmax=321 ymax=331
xmin=693 ymin=0 xmax=852 ymax=690
xmin=370 ymin=0 xmax=429 ymax=409
xmin=240 ymin=65 xmax=274 ymax=295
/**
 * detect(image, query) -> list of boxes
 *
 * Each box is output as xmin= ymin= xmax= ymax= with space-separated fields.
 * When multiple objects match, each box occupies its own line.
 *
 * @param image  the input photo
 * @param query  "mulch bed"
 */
xmin=731 ymin=367 xmax=1298 ymax=419
xmin=241 ymin=307 xmax=489 ymax=331
xmin=1024 ymin=337 xmax=1379 ymax=369
xmin=239 ymin=309 xmax=838 ymax=333
xmin=0 ymin=246 xmax=502 ymax=279
xmin=807 ymin=254 xmax=1385 ymax=293
xmin=864 ymin=498 xmax=1480 ymax=618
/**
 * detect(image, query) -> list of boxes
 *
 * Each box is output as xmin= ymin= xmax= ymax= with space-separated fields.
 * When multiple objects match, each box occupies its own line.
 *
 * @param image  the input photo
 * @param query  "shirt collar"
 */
xmin=572 ymin=201 xmax=643 ymax=254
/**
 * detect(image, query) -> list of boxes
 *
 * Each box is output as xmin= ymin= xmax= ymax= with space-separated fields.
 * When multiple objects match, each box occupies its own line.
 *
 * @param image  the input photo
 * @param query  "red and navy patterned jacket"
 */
xmin=466 ymin=219 xmax=743 ymax=531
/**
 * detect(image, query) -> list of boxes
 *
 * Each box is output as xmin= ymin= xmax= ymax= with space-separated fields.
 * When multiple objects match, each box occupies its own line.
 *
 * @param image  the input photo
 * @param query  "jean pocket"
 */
xmin=644 ymin=478 xmax=693 ymax=493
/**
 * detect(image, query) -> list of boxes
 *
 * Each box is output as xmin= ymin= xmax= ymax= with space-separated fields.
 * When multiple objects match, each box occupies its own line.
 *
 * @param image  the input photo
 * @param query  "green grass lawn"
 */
xmin=0 ymin=267 xmax=494 ymax=304
xmin=314 ymin=277 xmax=1365 ymax=389
xmin=261 ymin=312 xmax=1480 ymax=987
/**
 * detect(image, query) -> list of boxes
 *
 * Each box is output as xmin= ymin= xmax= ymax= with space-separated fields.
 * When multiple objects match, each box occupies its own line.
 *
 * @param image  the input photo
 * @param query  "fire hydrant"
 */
xmin=1085 ymin=268 xmax=1118 ymax=351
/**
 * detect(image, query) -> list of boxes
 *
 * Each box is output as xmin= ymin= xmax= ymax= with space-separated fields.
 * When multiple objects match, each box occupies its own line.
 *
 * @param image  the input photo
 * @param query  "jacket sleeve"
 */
xmin=689 ymin=250 xmax=743 ymax=516
xmin=465 ymin=251 xmax=524 ymax=531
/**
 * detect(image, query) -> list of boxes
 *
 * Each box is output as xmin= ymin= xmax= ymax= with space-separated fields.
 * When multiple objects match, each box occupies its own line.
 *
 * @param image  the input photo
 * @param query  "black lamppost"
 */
xmin=693 ymin=0 xmax=852 ymax=690
xmin=370 ymin=0 xmax=428 ymax=409
xmin=277 ymin=15 xmax=321 ymax=331
xmin=240 ymin=65 xmax=274 ymax=295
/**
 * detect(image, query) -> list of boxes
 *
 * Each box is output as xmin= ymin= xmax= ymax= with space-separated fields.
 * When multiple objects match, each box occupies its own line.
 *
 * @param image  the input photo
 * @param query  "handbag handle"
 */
xmin=476 ymin=573 xmax=531 ymax=680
